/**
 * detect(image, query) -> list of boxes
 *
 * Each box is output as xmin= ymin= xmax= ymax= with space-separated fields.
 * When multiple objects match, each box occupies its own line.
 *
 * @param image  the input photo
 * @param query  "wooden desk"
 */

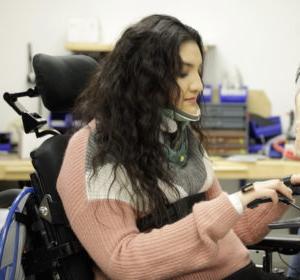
xmin=65 ymin=42 xmax=114 ymax=52
xmin=212 ymin=157 xmax=300 ymax=180
xmin=0 ymin=156 xmax=33 ymax=181
xmin=65 ymin=42 xmax=215 ymax=53
xmin=0 ymin=156 xmax=299 ymax=181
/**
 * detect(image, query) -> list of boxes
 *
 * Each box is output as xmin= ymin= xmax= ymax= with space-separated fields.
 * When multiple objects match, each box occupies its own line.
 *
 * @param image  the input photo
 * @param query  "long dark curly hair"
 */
xmin=74 ymin=14 xmax=205 ymax=223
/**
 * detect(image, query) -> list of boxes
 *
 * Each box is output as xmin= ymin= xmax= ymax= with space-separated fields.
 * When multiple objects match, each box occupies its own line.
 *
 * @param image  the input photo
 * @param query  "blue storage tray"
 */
xmin=248 ymin=143 xmax=282 ymax=158
xmin=248 ymin=144 xmax=263 ymax=153
xmin=219 ymin=86 xmax=248 ymax=103
xmin=0 ymin=133 xmax=12 ymax=152
xmin=249 ymin=116 xmax=282 ymax=138
xmin=269 ymin=148 xmax=283 ymax=158
xmin=0 ymin=144 xmax=12 ymax=152
xmin=198 ymin=85 xmax=213 ymax=103
xmin=48 ymin=112 xmax=73 ymax=129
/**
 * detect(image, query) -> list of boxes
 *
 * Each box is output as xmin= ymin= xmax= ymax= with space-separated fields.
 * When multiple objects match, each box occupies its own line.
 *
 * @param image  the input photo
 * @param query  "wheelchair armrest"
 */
xmin=0 ymin=189 xmax=22 ymax=208
xmin=247 ymin=235 xmax=300 ymax=255
xmin=268 ymin=217 xmax=300 ymax=235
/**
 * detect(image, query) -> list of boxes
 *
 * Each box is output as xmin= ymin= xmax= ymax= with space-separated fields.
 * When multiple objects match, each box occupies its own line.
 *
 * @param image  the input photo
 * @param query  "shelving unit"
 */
xmin=65 ymin=42 xmax=114 ymax=52
xmin=202 ymin=103 xmax=248 ymax=156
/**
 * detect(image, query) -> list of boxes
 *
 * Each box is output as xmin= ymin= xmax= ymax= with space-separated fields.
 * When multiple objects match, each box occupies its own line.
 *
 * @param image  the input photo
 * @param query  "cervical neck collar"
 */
xmin=161 ymin=108 xmax=200 ymax=167
xmin=163 ymin=108 xmax=200 ymax=123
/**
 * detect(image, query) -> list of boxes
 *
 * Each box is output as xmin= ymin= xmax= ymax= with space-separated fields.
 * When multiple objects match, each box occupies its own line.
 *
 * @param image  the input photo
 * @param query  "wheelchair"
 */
xmin=1 ymin=53 xmax=300 ymax=280
xmin=0 ymin=53 xmax=98 ymax=279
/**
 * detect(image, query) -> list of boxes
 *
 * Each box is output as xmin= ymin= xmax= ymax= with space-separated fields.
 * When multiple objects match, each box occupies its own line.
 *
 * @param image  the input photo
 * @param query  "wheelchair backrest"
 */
xmin=3 ymin=53 xmax=99 ymax=279
xmin=28 ymin=53 xmax=98 ymax=279
xmin=30 ymin=133 xmax=70 ymax=202
xmin=29 ymin=134 xmax=94 ymax=279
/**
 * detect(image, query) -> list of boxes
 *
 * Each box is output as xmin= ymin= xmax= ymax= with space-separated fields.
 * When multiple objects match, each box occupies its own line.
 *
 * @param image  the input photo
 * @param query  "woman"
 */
xmin=57 ymin=14 xmax=299 ymax=279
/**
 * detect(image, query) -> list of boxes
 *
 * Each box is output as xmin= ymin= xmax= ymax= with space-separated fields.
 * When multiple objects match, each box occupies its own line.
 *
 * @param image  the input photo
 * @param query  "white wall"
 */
xmin=1 ymin=0 xmax=300 ymax=133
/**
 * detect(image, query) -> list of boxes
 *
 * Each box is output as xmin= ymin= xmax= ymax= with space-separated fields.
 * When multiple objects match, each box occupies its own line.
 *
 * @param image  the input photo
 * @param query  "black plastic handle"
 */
xmin=247 ymin=195 xmax=292 ymax=209
xmin=282 ymin=176 xmax=300 ymax=195
xmin=247 ymin=197 xmax=272 ymax=209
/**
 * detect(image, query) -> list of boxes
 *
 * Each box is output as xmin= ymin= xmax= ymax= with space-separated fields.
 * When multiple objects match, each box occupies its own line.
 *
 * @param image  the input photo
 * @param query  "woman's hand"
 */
xmin=236 ymin=179 xmax=294 ymax=209
xmin=291 ymin=174 xmax=300 ymax=186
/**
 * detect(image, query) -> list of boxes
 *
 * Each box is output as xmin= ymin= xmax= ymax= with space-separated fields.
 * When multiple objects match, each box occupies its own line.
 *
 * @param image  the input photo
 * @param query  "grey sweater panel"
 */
xmin=167 ymin=128 xmax=207 ymax=195
xmin=86 ymin=127 xmax=207 ymax=197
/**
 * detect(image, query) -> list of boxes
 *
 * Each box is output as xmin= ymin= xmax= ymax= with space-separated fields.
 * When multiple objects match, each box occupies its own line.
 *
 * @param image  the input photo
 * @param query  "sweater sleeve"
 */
xmin=61 ymin=190 xmax=240 ymax=280
xmin=233 ymin=202 xmax=288 ymax=245
xmin=207 ymin=176 xmax=288 ymax=245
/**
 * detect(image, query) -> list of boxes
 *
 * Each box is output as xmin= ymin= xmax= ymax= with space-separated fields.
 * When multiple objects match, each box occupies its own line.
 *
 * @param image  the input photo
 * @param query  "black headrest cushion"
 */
xmin=33 ymin=54 xmax=98 ymax=112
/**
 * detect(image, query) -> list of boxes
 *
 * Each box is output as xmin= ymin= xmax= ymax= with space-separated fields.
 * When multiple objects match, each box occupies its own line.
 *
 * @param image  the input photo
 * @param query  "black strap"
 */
xmin=282 ymin=176 xmax=300 ymax=195
xmin=137 ymin=192 xmax=206 ymax=232
xmin=47 ymin=200 xmax=69 ymax=224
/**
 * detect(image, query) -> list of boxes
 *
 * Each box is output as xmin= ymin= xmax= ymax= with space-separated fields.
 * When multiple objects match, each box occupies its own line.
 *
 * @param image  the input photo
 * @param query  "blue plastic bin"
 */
xmin=0 ymin=133 xmax=12 ymax=152
xmin=48 ymin=112 xmax=73 ymax=129
xmin=219 ymin=85 xmax=248 ymax=103
xmin=248 ymin=144 xmax=263 ymax=154
xmin=249 ymin=116 xmax=282 ymax=139
xmin=198 ymin=85 xmax=213 ymax=103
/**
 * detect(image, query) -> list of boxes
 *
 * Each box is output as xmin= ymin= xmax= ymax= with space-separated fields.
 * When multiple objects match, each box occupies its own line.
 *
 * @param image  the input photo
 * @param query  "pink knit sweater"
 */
xmin=57 ymin=124 xmax=288 ymax=280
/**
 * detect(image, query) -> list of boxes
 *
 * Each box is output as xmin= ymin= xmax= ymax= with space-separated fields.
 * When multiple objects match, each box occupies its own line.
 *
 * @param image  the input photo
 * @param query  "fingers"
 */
xmin=254 ymin=179 xmax=278 ymax=189
xmin=276 ymin=181 xmax=293 ymax=200
xmin=240 ymin=178 xmax=296 ymax=208
xmin=254 ymin=179 xmax=293 ymax=200
xmin=291 ymin=174 xmax=300 ymax=185
xmin=252 ymin=185 xmax=279 ymax=204
xmin=263 ymin=189 xmax=279 ymax=204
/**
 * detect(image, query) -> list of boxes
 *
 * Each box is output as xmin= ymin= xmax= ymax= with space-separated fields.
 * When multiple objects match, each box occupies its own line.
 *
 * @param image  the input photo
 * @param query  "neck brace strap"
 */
xmin=163 ymin=108 xmax=200 ymax=122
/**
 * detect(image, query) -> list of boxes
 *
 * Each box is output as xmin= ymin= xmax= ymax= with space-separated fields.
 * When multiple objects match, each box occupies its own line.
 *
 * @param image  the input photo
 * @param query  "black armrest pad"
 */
xmin=248 ymin=235 xmax=300 ymax=254
xmin=269 ymin=217 xmax=300 ymax=230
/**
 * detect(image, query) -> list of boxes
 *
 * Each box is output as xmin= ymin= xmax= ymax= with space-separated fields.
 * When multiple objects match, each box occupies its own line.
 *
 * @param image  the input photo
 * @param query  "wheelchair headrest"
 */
xmin=33 ymin=54 xmax=98 ymax=112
